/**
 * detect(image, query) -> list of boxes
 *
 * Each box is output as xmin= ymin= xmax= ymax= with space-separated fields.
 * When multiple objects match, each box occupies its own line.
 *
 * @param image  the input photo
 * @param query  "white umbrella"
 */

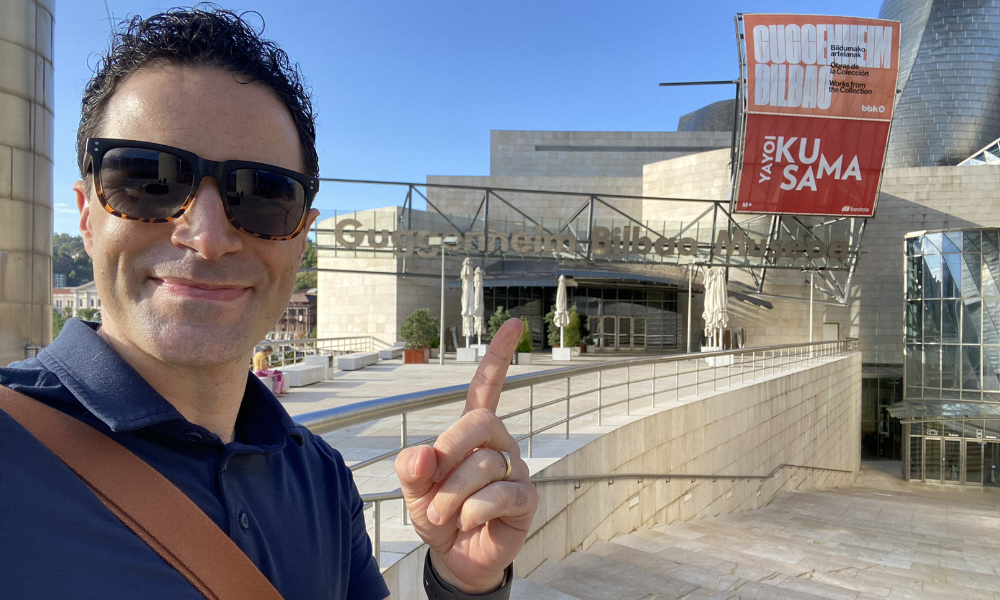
xmin=460 ymin=258 xmax=474 ymax=346
xmin=473 ymin=266 xmax=485 ymax=343
xmin=701 ymin=267 xmax=729 ymax=347
xmin=554 ymin=275 xmax=570 ymax=347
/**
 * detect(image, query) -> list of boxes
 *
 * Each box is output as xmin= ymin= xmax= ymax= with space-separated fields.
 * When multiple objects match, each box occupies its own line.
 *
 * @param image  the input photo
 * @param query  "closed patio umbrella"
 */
xmin=460 ymin=258 xmax=474 ymax=347
xmin=554 ymin=275 xmax=570 ymax=348
xmin=473 ymin=266 xmax=485 ymax=344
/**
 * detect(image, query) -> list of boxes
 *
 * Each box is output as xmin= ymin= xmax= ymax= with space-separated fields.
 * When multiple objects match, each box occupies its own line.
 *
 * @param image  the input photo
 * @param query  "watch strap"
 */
xmin=423 ymin=549 xmax=513 ymax=600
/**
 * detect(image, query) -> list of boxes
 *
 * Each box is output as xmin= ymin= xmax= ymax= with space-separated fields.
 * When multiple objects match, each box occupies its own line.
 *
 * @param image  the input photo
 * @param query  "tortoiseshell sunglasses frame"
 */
xmin=82 ymin=137 xmax=319 ymax=241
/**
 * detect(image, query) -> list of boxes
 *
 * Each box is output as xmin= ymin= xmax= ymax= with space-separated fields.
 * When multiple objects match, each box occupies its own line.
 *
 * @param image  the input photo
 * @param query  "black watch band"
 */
xmin=423 ymin=549 xmax=513 ymax=600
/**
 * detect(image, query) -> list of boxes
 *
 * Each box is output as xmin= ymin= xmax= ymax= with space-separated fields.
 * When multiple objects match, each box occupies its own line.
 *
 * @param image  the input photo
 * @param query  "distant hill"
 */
xmin=53 ymin=233 xmax=94 ymax=287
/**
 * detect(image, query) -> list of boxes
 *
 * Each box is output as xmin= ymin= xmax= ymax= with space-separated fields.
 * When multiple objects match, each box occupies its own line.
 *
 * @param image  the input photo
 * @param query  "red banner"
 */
xmin=735 ymin=14 xmax=900 ymax=217
xmin=743 ymin=14 xmax=900 ymax=120
xmin=736 ymin=113 xmax=890 ymax=217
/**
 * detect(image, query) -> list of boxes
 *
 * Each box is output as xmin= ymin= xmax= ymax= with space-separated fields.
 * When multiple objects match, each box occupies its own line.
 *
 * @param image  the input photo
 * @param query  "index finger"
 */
xmin=463 ymin=318 xmax=523 ymax=415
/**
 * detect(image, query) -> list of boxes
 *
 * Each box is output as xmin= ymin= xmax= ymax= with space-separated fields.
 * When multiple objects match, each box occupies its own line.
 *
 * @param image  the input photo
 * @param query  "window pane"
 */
xmin=943 ymin=253 xmax=962 ymax=297
xmin=924 ymin=255 xmax=942 ymax=298
xmin=907 ymin=256 xmax=923 ymax=299
xmin=906 ymin=236 xmax=921 ymax=257
xmin=984 ymin=231 xmax=999 ymax=253
xmin=963 ymin=299 xmax=982 ymax=344
xmin=910 ymin=435 xmax=922 ymax=480
xmin=944 ymin=232 xmax=962 ymax=253
xmin=942 ymin=299 xmax=960 ymax=343
xmin=942 ymin=345 xmax=961 ymax=390
xmin=925 ymin=345 xmax=941 ymax=388
xmin=965 ymin=420 xmax=986 ymax=439
xmin=984 ymin=346 xmax=1000 ymax=391
xmin=925 ymin=439 xmax=941 ymax=480
xmin=945 ymin=440 xmax=961 ymax=481
xmin=924 ymin=233 xmax=942 ymax=255
xmin=906 ymin=302 xmax=922 ymax=343
xmin=924 ymin=300 xmax=941 ymax=343
xmin=964 ymin=231 xmax=981 ymax=253
xmin=964 ymin=345 xmax=982 ymax=390
xmin=906 ymin=345 xmax=922 ymax=386
xmin=963 ymin=252 xmax=982 ymax=297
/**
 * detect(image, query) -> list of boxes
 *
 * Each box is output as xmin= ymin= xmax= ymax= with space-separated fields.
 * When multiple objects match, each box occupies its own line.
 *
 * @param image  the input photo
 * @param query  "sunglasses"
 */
xmin=82 ymin=138 xmax=319 ymax=240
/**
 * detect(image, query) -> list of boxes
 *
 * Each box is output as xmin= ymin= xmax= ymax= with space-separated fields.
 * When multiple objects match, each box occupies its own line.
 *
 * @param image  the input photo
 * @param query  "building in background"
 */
xmin=269 ymin=290 xmax=317 ymax=340
xmin=53 ymin=281 xmax=101 ymax=320
xmin=0 ymin=0 xmax=55 ymax=365
xmin=318 ymin=0 xmax=1000 ymax=475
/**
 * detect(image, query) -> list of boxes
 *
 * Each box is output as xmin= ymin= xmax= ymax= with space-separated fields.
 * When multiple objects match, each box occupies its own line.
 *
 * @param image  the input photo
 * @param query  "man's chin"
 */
xmin=139 ymin=320 xmax=261 ymax=368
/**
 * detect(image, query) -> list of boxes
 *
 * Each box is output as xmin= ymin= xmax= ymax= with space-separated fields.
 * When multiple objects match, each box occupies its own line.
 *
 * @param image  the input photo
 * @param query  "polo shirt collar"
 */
xmin=38 ymin=319 xmax=303 ymax=448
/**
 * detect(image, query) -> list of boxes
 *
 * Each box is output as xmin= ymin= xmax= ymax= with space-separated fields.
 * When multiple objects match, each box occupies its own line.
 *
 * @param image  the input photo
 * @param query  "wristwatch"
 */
xmin=422 ymin=549 xmax=513 ymax=600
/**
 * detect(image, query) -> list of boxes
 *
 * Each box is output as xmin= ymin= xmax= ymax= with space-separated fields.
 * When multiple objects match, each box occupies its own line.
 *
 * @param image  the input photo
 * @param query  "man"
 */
xmin=0 ymin=8 xmax=536 ymax=599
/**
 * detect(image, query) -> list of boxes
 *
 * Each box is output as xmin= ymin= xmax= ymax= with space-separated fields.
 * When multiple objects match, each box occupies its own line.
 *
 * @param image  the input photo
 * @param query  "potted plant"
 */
xmin=429 ymin=337 xmax=440 ymax=359
xmin=583 ymin=336 xmax=596 ymax=354
xmin=516 ymin=318 xmax=533 ymax=365
xmin=400 ymin=308 xmax=439 ymax=364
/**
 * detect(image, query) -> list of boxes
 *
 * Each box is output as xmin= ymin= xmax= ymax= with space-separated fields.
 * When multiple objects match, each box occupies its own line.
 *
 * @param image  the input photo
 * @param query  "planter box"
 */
xmin=424 ymin=348 xmax=431 ymax=362
xmin=403 ymin=349 xmax=427 ymax=364
xmin=471 ymin=344 xmax=489 ymax=359
xmin=552 ymin=347 xmax=573 ymax=362
xmin=430 ymin=348 xmax=439 ymax=359
xmin=456 ymin=348 xmax=479 ymax=363
xmin=517 ymin=352 xmax=532 ymax=365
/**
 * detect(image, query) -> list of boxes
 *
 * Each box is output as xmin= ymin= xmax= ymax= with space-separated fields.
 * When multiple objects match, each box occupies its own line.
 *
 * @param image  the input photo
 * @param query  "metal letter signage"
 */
xmin=735 ymin=14 xmax=900 ymax=218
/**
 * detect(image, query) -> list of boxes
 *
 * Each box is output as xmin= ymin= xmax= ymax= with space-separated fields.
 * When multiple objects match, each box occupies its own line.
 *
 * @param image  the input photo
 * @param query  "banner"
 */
xmin=735 ymin=14 xmax=900 ymax=217
xmin=737 ymin=113 xmax=890 ymax=217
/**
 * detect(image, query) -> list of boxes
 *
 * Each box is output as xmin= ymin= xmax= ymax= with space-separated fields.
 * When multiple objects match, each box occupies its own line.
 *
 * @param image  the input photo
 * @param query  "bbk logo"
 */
xmin=861 ymin=105 xmax=885 ymax=113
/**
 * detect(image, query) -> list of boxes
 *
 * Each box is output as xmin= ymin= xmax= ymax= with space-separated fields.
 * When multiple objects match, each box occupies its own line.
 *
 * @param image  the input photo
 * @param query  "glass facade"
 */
xmin=898 ymin=229 xmax=1000 ymax=485
xmin=861 ymin=371 xmax=903 ymax=459
xmin=483 ymin=284 xmax=679 ymax=351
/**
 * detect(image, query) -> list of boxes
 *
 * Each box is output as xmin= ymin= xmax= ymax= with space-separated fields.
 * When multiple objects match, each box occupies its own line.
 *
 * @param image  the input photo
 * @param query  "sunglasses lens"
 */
xmin=98 ymin=148 xmax=195 ymax=218
xmin=226 ymin=169 xmax=307 ymax=237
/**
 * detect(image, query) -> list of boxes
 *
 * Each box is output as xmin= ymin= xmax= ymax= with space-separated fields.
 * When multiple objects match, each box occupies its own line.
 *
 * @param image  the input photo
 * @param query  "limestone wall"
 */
xmin=517 ymin=351 xmax=862 ymax=576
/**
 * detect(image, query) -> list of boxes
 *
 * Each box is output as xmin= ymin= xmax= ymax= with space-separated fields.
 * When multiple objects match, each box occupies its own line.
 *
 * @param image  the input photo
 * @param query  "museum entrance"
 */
xmin=599 ymin=316 xmax=647 ymax=351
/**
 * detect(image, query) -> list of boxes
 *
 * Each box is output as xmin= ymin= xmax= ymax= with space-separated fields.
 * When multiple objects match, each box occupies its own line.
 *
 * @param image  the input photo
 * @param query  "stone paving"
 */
xmin=526 ymin=461 xmax=1000 ymax=600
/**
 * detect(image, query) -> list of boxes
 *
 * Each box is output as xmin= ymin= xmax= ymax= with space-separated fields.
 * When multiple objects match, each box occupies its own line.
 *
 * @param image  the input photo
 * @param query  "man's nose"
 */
xmin=169 ymin=177 xmax=244 ymax=259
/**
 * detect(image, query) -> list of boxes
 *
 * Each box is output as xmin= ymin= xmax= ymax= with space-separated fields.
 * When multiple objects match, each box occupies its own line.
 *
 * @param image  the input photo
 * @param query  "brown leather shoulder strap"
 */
xmin=0 ymin=386 xmax=284 ymax=600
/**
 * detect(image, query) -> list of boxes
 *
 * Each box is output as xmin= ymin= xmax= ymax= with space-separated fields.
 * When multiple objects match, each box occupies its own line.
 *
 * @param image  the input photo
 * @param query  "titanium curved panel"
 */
xmin=883 ymin=0 xmax=1000 ymax=167
xmin=677 ymin=99 xmax=736 ymax=133
xmin=0 ymin=0 xmax=55 ymax=365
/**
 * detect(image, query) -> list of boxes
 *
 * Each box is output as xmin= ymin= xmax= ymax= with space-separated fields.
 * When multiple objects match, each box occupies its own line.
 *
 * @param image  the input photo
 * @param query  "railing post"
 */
xmin=695 ymin=357 xmax=700 ymax=395
xmin=625 ymin=366 xmax=630 ymax=416
xmin=651 ymin=363 xmax=656 ymax=408
xmin=565 ymin=377 xmax=571 ymax=439
xmin=528 ymin=385 xmax=534 ymax=458
xmin=597 ymin=371 xmax=603 ymax=426
xmin=400 ymin=413 xmax=409 ymax=525
xmin=373 ymin=501 xmax=381 ymax=567
xmin=675 ymin=360 xmax=679 ymax=401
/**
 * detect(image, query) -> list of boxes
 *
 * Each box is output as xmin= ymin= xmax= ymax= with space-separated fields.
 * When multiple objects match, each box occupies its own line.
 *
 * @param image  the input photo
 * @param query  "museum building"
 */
xmin=317 ymin=0 xmax=1000 ymax=480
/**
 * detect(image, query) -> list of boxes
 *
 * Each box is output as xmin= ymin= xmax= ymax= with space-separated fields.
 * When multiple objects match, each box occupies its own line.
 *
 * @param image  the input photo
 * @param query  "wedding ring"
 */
xmin=498 ymin=449 xmax=513 ymax=481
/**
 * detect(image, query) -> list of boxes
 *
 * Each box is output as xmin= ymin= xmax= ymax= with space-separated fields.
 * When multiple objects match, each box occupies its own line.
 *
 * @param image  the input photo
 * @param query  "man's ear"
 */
xmin=297 ymin=208 xmax=321 ymax=263
xmin=74 ymin=180 xmax=96 ymax=258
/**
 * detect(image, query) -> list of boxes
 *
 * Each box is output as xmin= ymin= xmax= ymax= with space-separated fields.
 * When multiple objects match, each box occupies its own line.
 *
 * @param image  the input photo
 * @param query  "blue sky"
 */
xmin=52 ymin=0 xmax=880 ymax=234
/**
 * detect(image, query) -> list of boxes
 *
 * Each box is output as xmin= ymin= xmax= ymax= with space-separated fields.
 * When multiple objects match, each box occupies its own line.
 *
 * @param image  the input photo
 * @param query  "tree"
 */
xmin=400 ymin=308 xmax=439 ymax=349
xmin=485 ymin=306 xmax=512 ymax=342
xmin=52 ymin=308 xmax=67 ymax=338
xmin=516 ymin=318 xmax=533 ymax=353
xmin=77 ymin=308 xmax=101 ymax=323
xmin=544 ymin=305 xmax=581 ymax=348
xmin=294 ymin=239 xmax=317 ymax=292
xmin=52 ymin=233 xmax=94 ymax=286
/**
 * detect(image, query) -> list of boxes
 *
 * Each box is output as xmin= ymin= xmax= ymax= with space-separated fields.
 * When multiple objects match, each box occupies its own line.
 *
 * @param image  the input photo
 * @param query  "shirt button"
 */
xmin=185 ymin=431 xmax=204 ymax=442
xmin=240 ymin=512 xmax=249 ymax=530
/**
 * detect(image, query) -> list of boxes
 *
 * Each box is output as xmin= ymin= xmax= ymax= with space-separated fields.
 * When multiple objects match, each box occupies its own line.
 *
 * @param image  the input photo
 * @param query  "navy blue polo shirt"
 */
xmin=0 ymin=319 xmax=389 ymax=600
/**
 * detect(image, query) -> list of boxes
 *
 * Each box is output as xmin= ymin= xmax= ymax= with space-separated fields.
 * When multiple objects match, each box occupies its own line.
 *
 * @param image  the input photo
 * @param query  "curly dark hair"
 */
xmin=76 ymin=6 xmax=318 ymax=177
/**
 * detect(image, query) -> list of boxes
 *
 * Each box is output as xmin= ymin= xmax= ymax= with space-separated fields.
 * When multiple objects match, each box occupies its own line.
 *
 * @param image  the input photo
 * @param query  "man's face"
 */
xmin=75 ymin=65 xmax=319 ymax=367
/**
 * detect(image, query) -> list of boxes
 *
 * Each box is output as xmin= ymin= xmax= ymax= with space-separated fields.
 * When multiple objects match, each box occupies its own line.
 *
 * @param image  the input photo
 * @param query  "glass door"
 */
xmin=986 ymin=442 xmax=1000 ymax=487
xmin=966 ymin=441 xmax=983 ymax=485
xmin=601 ymin=317 xmax=616 ymax=350
xmin=924 ymin=438 xmax=942 ymax=482
xmin=617 ymin=317 xmax=632 ymax=350
xmin=944 ymin=440 xmax=961 ymax=483
xmin=633 ymin=317 xmax=646 ymax=350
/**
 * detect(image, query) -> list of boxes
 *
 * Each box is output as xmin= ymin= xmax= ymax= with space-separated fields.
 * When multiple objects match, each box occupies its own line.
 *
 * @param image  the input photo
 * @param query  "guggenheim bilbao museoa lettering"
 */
xmin=332 ymin=219 xmax=857 ymax=267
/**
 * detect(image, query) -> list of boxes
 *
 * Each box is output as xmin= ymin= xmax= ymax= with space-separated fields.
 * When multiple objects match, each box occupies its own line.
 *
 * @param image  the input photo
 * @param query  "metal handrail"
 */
xmin=294 ymin=338 xmax=859 ymax=567
xmin=258 ymin=335 xmax=395 ymax=368
xmin=296 ymin=338 xmax=857 ymax=435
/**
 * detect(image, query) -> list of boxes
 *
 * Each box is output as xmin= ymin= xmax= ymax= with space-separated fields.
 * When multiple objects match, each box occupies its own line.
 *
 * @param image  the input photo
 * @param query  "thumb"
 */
xmin=395 ymin=444 xmax=438 ymax=500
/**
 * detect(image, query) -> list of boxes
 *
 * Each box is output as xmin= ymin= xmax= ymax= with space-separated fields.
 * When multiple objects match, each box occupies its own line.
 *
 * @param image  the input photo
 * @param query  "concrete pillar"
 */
xmin=0 ymin=0 xmax=55 ymax=366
